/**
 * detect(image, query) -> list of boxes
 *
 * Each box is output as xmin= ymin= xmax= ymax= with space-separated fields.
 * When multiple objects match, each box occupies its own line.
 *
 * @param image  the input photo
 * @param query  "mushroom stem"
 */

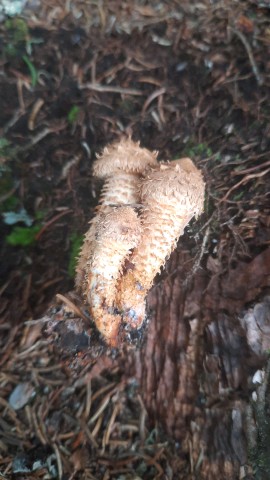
xmin=99 ymin=173 xmax=141 ymax=206
xmin=117 ymin=161 xmax=205 ymax=328
xmin=75 ymin=138 xmax=157 ymax=292
xmin=75 ymin=207 xmax=115 ymax=292
xmin=82 ymin=206 xmax=142 ymax=345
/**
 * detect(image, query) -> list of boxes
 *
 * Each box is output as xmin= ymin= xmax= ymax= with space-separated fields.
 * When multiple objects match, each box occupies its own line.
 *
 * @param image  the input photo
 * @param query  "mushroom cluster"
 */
xmin=75 ymin=138 xmax=205 ymax=346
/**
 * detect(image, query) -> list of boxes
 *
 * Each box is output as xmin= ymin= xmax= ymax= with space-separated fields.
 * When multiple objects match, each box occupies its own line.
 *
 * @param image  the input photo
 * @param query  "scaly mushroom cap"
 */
xmin=117 ymin=161 xmax=205 ymax=328
xmin=92 ymin=138 xmax=158 ymax=177
xmin=94 ymin=206 xmax=142 ymax=247
xmin=83 ymin=206 xmax=142 ymax=345
xmin=141 ymin=163 xmax=204 ymax=216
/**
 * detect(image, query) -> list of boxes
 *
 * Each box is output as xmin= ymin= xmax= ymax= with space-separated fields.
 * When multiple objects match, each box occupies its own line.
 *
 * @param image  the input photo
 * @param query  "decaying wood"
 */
xmin=45 ymin=247 xmax=270 ymax=478
xmin=129 ymin=247 xmax=270 ymax=478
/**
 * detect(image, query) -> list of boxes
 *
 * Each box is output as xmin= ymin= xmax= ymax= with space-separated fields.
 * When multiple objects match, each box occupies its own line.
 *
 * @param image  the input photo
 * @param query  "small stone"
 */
xmin=9 ymin=382 xmax=35 ymax=410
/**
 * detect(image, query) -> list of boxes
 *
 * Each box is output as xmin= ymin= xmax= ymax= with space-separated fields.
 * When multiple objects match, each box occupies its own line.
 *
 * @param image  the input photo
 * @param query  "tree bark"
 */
xmin=130 ymin=247 xmax=270 ymax=479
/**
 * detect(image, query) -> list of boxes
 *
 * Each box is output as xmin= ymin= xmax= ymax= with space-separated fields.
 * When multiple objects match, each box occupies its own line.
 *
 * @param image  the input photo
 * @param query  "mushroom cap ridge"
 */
xmin=93 ymin=138 xmax=158 ymax=177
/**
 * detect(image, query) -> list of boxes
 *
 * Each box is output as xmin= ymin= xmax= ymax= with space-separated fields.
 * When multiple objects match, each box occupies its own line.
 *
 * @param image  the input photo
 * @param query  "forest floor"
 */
xmin=0 ymin=0 xmax=270 ymax=478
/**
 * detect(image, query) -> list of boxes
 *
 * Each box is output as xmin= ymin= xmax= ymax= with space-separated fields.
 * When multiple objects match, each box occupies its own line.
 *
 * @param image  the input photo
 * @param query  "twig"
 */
xmin=85 ymin=380 xmax=92 ymax=418
xmin=0 ymin=182 xmax=19 ymax=204
xmin=80 ymin=83 xmax=143 ymax=96
xmin=16 ymin=126 xmax=65 ymax=154
xmin=35 ymin=209 xmax=73 ymax=240
xmin=102 ymin=402 xmax=119 ymax=448
xmin=232 ymin=159 xmax=270 ymax=176
xmin=230 ymin=26 xmax=264 ymax=86
xmin=135 ymin=452 xmax=164 ymax=476
xmin=141 ymin=87 xmax=166 ymax=115
xmin=31 ymin=406 xmax=48 ymax=445
xmin=137 ymin=394 xmax=147 ymax=442
xmin=88 ymin=394 xmax=111 ymax=425
xmin=81 ymin=424 xmax=99 ymax=449
xmin=1 ymin=125 xmax=66 ymax=161
xmin=52 ymin=443 xmax=63 ymax=480
xmin=220 ymin=167 xmax=270 ymax=202
xmin=56 ymin=293 xmax=89 ymax=322
xmin=28 ymin=98 xmax=45 ymax=131
xmin=2 ymin=109 xmax=24 ymax=134
xmin=96 ymin=61 xmax=128 ymax=83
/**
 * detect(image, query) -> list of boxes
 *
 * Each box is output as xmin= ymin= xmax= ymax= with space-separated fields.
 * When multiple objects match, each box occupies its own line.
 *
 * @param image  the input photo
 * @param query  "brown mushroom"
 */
xmin=116 ymin=160 xmax=205 ymax=328
xmin=82 ymin=206 xmax=142 ymax=345
xmin=92 ymin=137 xmax=158 ymax=205
xmin=160 ymin=157 xmax=200 ymax=173
xmin=75 ymin=138 xmax=157 ymax=292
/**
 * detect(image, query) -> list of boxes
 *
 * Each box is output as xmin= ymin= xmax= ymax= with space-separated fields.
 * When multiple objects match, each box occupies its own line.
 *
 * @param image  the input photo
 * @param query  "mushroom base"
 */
xmin=116 ymin=271 xmax=147 ymax=329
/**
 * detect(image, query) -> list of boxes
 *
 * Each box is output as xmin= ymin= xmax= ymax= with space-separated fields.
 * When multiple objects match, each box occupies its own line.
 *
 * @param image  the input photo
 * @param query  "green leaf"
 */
xmin=67 ymin=106 xmax=80 ymax=125
xmin=22 ymin=55 xmax=38 ymax=87
xmin=6 ymin=225 xmax=40 ymax=246
xmin=232 ymin=191 xmax=244 ymax=201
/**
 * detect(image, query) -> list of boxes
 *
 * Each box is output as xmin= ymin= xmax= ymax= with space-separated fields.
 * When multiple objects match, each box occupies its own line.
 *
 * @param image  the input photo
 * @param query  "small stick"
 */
xmin=141 ymin=87 xmax=166 ymax=115
xmin=35 ymin=209 xmax=72 ymax=240
xmin=16 ymin=126 xmax=63 ymax=154
xmin=232 ymin=159 xmax=270 ymax=176
xmin=220 ymin=167 xmax=270 ymax=202
xmin=80 ymin=83 xmax=143 ymax=96
xmin=230 ymin=26 xmax=264 ymax=86
xmin=28 ymin=98 xmax=44 ymax=130
xmin=56 ymin=293 xmax=89 ymax=322
xmin=52 ymin=443 xmax=63 ymax=480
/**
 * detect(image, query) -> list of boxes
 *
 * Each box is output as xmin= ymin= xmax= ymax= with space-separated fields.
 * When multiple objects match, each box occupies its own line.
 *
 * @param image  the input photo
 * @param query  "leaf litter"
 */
xmin=0 ymin=0 xmax=270 ymax=478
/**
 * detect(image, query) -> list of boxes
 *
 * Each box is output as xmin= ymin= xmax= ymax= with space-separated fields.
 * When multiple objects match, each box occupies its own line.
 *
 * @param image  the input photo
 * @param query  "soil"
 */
xmin=0 ymin=1 xmax=270 ymax=479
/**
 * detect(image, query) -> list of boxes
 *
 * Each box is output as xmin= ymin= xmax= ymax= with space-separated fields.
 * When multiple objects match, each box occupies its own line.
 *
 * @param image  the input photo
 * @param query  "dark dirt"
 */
xmin=0 ymin=1 xmax=270 ymax=479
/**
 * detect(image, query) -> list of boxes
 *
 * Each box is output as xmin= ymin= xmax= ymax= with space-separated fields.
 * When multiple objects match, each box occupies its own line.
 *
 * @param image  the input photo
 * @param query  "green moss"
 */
xmin=0 ymin=137 xmax=18 ymax=161
xmin=5 ymin=18 xmax=29 ymax=44
xmin=0 ymin=195 xmax=19 ymax=212
xmin=3 ymin=17 xmax=29 ymax=57
xmin=35 ymin=210 xmax=46 ymax=221
xmin=6 ymin=225 xmax=40 ymax=246
xmin=3 ymin=17 xmax=43 ymax=61
xmin=182 ymin=141 xmax=213 ymax=158
xmin=0 ymin=137 xmax=12 ymax=157
xmin=249 ymin=412 xmax=270 ymax=478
